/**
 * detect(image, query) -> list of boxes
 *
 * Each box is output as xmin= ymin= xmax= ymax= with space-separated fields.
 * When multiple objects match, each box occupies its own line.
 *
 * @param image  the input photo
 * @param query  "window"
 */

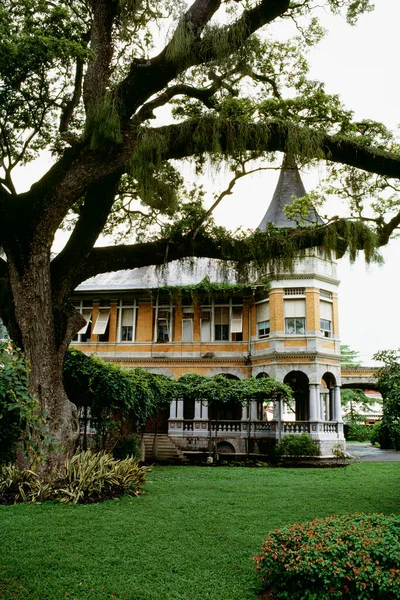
xmin=257 ymin=320 xmax=270 ymax=337
xmin=231 ymin=307 xmax=243 ymax=341
xmin=200 ymin=308 xmax=211 ymax=342
xmin=154 ymin=305 xmax=173 ymax=342
xmin=320 ymin=319 xmax=332 ymax=338
xmin=320 ymin=289 xmax=332 ymax=300
xmin=257 ymin=302 xmax=270 ymax=338
xmin=285 ymin=318 xmax=305 ymax=335
xmin=284 ymin=287 xmax=305 ymax=296
xmin=72 ymin=301 xmax=92 ymax=342
xmin=214 ymin=306 xmax=229 ymax=341
xmin=93 ymin=308 xmax=110 ymax=341
xmin=320 ymin=300 xmax=333 ymax=338
xmin=284 ymin=299 xmax=306 ymax=335
xmin=182 ymin=306 xmax=194 ymax=342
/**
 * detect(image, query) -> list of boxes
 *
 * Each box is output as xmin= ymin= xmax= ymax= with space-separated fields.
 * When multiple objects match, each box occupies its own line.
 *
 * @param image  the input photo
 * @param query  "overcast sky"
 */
xmin=13 ymin=0 xmax=400 ymax=365
xmin=208 ymin=0 xmax=400 ymax=365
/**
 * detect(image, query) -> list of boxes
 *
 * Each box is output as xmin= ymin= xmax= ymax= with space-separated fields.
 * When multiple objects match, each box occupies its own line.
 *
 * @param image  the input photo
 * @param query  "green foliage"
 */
xmin=341 ymin=388 xmax=379 ymax=423
xmin=373 ymin=350 xmax=400 ymax=450
xmin=176 ymin=373 xmax=292 ymax=406
xmin=0 ymin=342 xmax=55 ymax=464
xmin=85 ymin=93 xmax=122 ymax=151
xmin=64 ymin=349 xmax=174 ymax=443
xmin=275 ymin=433 xmax=319 ymax=457
xmin=0 ymin=450 xmax=149 ymax=505
xmin=157 ymin=275 xmax=266 ymax=304
xmin=0 ymin=463 xmax=399 ymax=600
xmin=340 ymin=344 xmax=362 ymax=367
xmin=370 ymin=420 xmax=393 ymax=449
xmin=347 ymin=423 xmax=372 ymax=442
xmin=113 ymin=434 xmax=142 ymax=460
xmin=254 ymin=513 xmax=400 ymax=599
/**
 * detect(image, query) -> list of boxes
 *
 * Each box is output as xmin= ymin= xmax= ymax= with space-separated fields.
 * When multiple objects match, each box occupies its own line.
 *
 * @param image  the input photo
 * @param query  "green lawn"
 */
xmin=1 ymin=463 xmax=399 ymax=600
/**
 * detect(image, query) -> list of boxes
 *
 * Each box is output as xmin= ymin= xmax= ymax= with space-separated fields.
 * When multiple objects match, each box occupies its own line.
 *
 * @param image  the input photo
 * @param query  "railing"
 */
xmin=210 ymin=420 xmax=243 ymax=432
xmin=170 ymin=419 xmax=340 ymax=436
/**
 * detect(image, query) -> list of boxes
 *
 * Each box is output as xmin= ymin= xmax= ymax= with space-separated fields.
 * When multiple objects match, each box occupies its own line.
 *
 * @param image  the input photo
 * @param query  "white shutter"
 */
xmin=214 ymin=307 xmax=229 ymax=325
xmin=284 ymin=299 xmax=306 ymax=318
xmin=182 ymin=319 xmax=193 ymax=342
xmin=121 ymin=308 xmax=134 ymax=326
xmin=231 ymin=309 xmax=243 ymax=333
xmin=257 ymin=302 xmax=270 ymax=322
xmin=201 ymin=319 xmax=211 ymax=342
xmin=77 ymin=310 xmax=92 ymax=335
xmin=92 ymin=309 xmax=110 ymax=334
xmin=320 ymin=301 xmax=333 ymax=320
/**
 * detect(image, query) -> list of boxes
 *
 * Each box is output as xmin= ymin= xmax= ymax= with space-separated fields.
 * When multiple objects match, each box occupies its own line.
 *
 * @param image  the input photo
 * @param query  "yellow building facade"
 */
xmin=71 ymin=158 xmax=344 ymax=457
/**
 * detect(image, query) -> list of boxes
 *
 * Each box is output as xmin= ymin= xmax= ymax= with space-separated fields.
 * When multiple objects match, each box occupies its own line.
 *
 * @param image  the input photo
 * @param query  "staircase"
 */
xmin=142 ymin=434 xmax=188 ymax=463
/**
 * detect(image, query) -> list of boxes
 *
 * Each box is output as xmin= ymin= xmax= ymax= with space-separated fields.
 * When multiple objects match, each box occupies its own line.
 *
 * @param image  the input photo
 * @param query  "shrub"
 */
xmin=113 ymin=434 xmax=142 ymax=460
xmin=347 ymin=422 xmax=372 ymax=442
xmin=275 ymin=433 xmax=319 ymax=457
xmin=0 ymin=451 xmax=150 ymax=505
xmin=254 ymin=513 xmax=400 ymax=599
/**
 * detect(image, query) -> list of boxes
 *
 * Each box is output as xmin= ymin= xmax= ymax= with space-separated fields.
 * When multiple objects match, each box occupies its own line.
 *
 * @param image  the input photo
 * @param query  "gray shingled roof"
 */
xmin=76 ymin=258 xmax=238 ymax=292
xmin=76 ymin=156 xmax=322 ymax=293
xmin=258 ymin=155 xmax=323 ymax=230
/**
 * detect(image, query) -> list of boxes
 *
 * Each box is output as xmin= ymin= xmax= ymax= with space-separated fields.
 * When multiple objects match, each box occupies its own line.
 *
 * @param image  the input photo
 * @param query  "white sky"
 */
xmin=13 ymin=0 xmax=400 ymax=364
xmin=209 ymin=0 xmax=400 ymax=365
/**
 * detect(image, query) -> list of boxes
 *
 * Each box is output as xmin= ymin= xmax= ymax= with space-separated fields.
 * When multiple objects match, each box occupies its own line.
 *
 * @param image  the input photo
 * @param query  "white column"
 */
xmin=195 ymin=401 xmax=202 ymax=419
xmin=169 ymin=400 xmax=177 ymax=419
xmin=333 ymin=386 xmax=342 ymax=421
xmin=324 ymin=394 xmax=330 ymax=421
xmin=177 ymin=400 xmax=184 ymax=419
xmin=202 ymin=401 xmax=209 ymax=420
xmin=242 ymin=403 xmax=249 ymax=420
xmin=250 ymin=401 xmax=258 ymax=420
xmin=309 ymin=384 xmax=319 ymax=420
xmin=273 ymin=399 xmax=280 ymax=420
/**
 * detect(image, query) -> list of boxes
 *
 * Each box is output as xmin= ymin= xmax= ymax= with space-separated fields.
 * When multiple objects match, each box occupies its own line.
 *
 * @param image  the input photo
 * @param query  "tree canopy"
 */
xmin=1 ymin=0 xmax=400 ymax=455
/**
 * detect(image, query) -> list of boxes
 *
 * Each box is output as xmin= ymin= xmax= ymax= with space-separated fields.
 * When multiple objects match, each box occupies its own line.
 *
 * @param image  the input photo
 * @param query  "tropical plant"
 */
xmin=254 ymin=513 xmax=400 ymax=599
xmin=0 ymin=450 xmax=149 ymax=505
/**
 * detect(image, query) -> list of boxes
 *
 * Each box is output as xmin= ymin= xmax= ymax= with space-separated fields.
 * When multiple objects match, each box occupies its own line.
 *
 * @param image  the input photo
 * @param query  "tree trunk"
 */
xmin=7 ymin=248 xmax=79 ymax=467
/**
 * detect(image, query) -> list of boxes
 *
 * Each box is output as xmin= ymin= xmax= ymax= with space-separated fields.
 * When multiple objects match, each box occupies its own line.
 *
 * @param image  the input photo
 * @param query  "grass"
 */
xmin=0 ymin=463 xmax=399 ymax=600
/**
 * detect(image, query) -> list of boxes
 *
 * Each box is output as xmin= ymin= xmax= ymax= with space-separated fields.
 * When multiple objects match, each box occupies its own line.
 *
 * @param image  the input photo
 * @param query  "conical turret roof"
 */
xmin=258 ymin=155 xmax=323 ymax=230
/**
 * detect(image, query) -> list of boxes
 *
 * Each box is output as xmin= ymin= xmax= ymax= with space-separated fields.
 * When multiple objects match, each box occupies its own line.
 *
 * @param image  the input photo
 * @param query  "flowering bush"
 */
xmin=254 ymin=513 xmax=400 ymax=599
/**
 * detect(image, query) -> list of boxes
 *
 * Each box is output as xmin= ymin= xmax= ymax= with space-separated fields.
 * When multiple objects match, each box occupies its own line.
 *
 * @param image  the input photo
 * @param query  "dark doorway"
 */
xmin=284 ymin=371 xmax=310 ymax=421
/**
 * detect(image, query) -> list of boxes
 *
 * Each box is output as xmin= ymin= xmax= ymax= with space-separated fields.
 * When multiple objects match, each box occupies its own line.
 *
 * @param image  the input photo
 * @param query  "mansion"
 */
xmin=70 ymin=157 xmax=345 ymax=459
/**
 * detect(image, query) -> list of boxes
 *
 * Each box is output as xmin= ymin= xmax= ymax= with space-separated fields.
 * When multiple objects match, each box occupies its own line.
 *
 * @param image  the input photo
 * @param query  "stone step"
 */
xmin=142 ymin=434 xmax=188 ymax=463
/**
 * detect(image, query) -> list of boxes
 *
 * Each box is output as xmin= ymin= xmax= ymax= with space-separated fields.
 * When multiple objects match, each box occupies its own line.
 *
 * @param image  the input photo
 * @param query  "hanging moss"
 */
xmin=85 ymin=93 xmax=122 ymax=151
xmin=156 ymin=275 xmax=269 ymax=304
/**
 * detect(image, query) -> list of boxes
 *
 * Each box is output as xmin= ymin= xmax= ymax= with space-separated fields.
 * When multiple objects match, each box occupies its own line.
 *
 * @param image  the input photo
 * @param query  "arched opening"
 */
xmin=256 ymin=372 xmax=269 ymax=378
xmin=284 ymin=371 xmax=309 ymax=421
xmin=183 ymin=399 xmax=195 ymax=420
xmin=322 ymin=372 xmax=336 ymax=421
xmin=217 ymin=441 xmax=235 ymax=454
xmin=209 ymin=374 xmax=242 ymax=421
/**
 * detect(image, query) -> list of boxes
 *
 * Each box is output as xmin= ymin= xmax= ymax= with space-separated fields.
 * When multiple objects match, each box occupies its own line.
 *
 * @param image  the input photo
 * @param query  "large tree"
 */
xmin=1 ymin=0 xmax=400 ymax=457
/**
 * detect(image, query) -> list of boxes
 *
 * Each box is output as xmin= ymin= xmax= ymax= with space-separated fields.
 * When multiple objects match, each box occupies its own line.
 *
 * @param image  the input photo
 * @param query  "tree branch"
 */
xmin=60 ymin=56 xmax=85 ymax=133
xmin=51 ymin=173 xmax=120 ymax=303
xmin=83 ymin=0 xmax=118 ymax=111
xmin=118 ymin=0 xmax=290 ymax=119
